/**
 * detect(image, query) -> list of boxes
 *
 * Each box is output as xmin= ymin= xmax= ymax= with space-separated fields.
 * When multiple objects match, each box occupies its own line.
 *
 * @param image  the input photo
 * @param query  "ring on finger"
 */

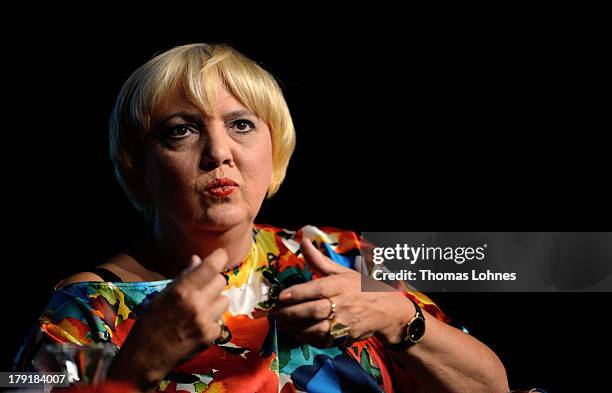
xmin=329 ymin=316 xmax=351 ymax=340
xmin=324 ymin=297 xmax=336 ymax=320
xmin=212 ymin=319 xmax=231 ymax=345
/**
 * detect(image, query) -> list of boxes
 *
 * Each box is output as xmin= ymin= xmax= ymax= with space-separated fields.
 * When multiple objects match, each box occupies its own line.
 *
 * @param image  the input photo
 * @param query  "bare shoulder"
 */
xmin=57 ymin=272 xmax=104 ymax=288
xmin=99 ymin=253 xmax=165 ymax=282
xmin=57 ymin=252 xmax=164 ymax=288
xmin=56 ymin=254 xmax=129 ymax=288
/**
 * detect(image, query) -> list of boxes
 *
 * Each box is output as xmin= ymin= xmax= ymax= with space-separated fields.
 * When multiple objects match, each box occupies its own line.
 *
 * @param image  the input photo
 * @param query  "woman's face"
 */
xmin=143 ymin=86 xmax=273 ymax=232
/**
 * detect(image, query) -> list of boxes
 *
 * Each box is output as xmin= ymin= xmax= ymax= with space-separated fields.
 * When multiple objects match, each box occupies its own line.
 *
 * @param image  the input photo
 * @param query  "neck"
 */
xmin=134 ymin=213 xmax=255 ymax=279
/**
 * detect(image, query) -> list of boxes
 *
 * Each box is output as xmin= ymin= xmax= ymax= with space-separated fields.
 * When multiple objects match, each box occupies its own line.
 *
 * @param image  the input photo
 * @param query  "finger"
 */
xmin=195 ymin=296 xmax=229 ymax=345
xmin=292 ymin=320 xmax=333 ymax=348
xmin=209 ymin=296 xmax=232 ymax=345
xmin=181 ymin=248 xmax=229 ymax=289
xmin=279 ymin=276 xmax=342 ymax=305
xmin=207 ymin=294 xmax=230 ymax=321
xmin=272 ymin=298 xmax=334 ymax=323
xmin=301 ymin=238 xmax=349 ymax=276
xmin=276 ymin=319 xmax=356 ymax=349
xmin=199 ymin=272 xmax=229 ymax=300
xmin=175 ymin=255 xmax=203 ymax=281
xmin=189 ymin=254 xmax=203 ymax=269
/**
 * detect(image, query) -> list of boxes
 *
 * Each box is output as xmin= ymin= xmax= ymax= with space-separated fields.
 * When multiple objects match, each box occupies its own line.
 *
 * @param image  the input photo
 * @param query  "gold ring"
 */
xmin=324 ymin=297 xmax=336 ymax=320
xmin=329 ymin=318 xmax=351 ymax=339
xmin=213 ymin=319 xmax=231 ymax=345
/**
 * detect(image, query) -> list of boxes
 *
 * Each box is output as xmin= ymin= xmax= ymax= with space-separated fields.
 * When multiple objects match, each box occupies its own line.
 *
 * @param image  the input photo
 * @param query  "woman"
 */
xmin=14 ymin=43 xmax=509 ymax=393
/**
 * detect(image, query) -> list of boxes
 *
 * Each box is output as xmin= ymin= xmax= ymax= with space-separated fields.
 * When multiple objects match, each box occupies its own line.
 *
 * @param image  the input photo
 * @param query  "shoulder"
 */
xmin=56 ymin=272 xmax=104 ymax=289
xmin=56 ymin=252 xmax=167 ymax=289
xmin=55 ymin=254 xmax=132 ymax=289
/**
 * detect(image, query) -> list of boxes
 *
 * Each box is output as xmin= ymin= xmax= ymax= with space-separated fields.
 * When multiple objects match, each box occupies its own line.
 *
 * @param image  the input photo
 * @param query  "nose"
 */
xmin=199 ymin=125 xmax=234 ymax=171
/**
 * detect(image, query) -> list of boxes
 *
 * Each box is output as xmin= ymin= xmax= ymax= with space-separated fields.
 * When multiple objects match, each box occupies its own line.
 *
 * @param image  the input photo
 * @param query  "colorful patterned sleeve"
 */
xmin=13 ymin=281 xmax=167 ymax=372
xmin=14 ymin=284 xmax=95 ymax=371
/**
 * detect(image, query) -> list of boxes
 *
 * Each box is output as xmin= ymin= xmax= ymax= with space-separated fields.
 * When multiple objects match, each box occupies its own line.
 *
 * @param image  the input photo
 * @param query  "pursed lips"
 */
xmin=204 ymin=178 xmax=239 ymax=197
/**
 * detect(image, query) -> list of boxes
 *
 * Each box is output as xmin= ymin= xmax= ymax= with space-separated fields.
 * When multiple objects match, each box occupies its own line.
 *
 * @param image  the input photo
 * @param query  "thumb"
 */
xmin=176 ymin=255 xmax=202 ymax=280
xmin=301 ymin=237 xmax=348 ymax=276
xmin=188 ymin=254 xmax=203 ymax=269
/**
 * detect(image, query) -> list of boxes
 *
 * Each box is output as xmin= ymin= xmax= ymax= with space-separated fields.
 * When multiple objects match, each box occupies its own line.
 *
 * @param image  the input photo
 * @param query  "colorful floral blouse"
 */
xmin=14 ymin=224 xmax=451 ymax=393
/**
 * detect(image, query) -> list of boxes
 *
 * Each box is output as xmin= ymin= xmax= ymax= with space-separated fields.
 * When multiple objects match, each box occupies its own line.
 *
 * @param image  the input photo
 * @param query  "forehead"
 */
xmin=152 ymin=86 xmax=249 ymax=122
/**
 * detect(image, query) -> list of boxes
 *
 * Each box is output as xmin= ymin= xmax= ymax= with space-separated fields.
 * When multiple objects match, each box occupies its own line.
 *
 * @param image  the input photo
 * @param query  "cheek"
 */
xmin=238 ymin=139 xmax=273 ymax=201
xmin=144 ymin=150 xmax=197 ymax=200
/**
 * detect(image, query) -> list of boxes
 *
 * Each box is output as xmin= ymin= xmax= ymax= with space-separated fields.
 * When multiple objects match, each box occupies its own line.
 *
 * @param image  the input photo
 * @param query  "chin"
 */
xmin=196 ymin=204 xmax=250 ymax=232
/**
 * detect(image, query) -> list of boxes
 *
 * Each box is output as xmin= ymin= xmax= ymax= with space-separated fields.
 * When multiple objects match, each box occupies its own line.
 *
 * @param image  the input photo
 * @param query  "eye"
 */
xmin=167 ymin=124 xmax=197 ymax=139
xmin=229 ymin=119 xmax=255 ymax=133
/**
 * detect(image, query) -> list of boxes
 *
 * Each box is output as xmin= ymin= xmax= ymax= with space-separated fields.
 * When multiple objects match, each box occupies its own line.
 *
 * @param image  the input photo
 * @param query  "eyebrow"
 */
xmin=160 ymin=110 xmax=257 ymax=124
xmin=161 ymin=112 xmax=204 ymax=125
xmin=222 ymin=110 xmax=257 ymax=121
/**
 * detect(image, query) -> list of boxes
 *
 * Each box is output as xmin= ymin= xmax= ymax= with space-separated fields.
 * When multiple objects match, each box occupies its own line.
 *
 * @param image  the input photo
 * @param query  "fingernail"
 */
xmin=279 ymin=291 xmax=292 ymax=301
xmin=191 ymin=255 xmax=202 ymax=267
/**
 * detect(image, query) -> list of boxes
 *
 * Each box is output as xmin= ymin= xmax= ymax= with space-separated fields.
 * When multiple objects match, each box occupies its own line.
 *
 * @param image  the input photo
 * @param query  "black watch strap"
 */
xmin=411 ymin=297 xmax=424 ymax=320
xmin=386 ymin=297 xmax=426 ymax=350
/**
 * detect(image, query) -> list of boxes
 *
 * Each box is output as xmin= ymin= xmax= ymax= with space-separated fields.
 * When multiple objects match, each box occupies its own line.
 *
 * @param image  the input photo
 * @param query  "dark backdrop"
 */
xmin=2 ymin=20 xmax=609 ymax=392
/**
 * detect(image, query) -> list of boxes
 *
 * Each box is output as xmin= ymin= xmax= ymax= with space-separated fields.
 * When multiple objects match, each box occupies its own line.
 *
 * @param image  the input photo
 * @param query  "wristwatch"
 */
xmin=387 ymin=297 xmax=426 ymax=349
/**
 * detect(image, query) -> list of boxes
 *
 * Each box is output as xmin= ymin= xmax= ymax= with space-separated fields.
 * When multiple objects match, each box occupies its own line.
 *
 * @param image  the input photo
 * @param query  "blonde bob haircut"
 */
xmin=109 ymin=43 xmax=296 ymax=220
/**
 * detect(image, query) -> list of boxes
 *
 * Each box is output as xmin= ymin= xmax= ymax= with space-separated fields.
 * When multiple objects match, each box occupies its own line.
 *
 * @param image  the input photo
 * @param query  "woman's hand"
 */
xmin=272 ymin=240 xmax=510 ymax=392
xmin=271 ymin=239 xmax=414 ymax=348
xmin=107 ymin=249 xmax=230 ymax=392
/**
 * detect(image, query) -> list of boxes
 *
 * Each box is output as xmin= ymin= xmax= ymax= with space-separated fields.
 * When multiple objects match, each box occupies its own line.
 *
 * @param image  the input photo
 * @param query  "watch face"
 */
xmin=409 ymin=317 xmax=426 ymax=342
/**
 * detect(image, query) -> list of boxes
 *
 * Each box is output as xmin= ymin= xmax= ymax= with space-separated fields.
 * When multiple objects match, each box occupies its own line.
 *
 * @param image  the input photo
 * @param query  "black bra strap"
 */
xmin=90 ymin=267 xmax=123 ymax=283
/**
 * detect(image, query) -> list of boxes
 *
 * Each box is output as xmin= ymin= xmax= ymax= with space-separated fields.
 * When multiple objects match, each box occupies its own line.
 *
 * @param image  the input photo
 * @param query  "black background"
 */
xmin=2 ymin=16 xmax=609 ymax=392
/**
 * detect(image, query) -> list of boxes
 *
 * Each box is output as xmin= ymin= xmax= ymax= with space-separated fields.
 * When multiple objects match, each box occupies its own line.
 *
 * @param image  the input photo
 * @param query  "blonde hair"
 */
xmin=109 ymin=43 xmax=296 ymax=220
